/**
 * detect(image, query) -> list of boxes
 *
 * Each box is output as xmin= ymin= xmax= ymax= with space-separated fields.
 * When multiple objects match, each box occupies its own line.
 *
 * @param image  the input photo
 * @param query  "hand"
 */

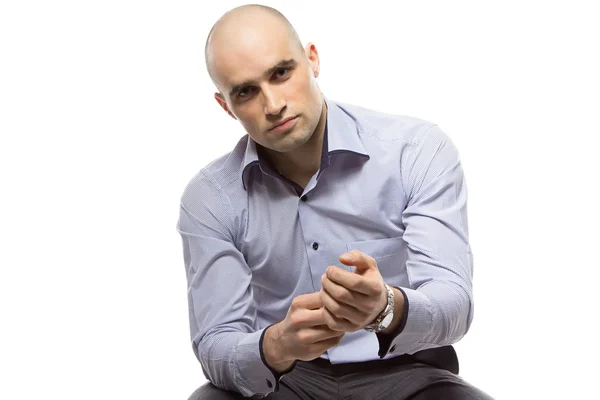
xmin=263 ymin=292 xmax=345 ymax=372
xmin=319 ymin=250 xmax=388 ymax=332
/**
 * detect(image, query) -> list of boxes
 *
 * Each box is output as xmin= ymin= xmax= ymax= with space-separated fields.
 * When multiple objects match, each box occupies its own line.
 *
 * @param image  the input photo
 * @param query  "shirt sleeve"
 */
xmin=176 ymin=173 xmax=290 ymax=397
xmin=379 ymin=124 xmax=475 ymax=357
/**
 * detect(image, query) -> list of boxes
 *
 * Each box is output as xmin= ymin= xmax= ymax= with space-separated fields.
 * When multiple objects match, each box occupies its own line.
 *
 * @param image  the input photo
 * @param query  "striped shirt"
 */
xmin=177 ymin=96 xmax=474 ymax=397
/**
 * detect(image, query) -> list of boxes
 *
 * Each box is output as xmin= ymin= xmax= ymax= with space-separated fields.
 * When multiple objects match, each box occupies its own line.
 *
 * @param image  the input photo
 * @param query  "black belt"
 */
xmin=301 ymin=345 xmax=459 ymax=376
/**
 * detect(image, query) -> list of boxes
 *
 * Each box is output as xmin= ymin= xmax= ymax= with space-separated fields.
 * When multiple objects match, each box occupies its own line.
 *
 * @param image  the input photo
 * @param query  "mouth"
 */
xmin=269 ymin=116 xmax=298 ymax=132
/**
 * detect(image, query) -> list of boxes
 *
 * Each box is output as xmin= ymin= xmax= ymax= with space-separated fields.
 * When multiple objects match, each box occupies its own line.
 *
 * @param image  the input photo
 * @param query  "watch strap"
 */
xmin=364 ymin=284 xmax=394 ymax=333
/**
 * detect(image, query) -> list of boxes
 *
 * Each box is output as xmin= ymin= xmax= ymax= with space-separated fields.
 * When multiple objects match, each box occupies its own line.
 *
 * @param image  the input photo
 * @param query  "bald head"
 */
xmin=204 ymin=5 xmax=304 ymax=88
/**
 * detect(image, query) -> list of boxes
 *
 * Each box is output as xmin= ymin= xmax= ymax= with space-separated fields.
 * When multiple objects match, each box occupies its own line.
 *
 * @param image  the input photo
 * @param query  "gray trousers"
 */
xmin=188 ymin=347 xmax=493 ymax=399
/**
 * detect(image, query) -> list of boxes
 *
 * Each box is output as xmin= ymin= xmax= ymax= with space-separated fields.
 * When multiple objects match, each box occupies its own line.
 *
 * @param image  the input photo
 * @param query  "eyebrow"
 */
xmin=229 ymin=59 xmax=297 ymax=97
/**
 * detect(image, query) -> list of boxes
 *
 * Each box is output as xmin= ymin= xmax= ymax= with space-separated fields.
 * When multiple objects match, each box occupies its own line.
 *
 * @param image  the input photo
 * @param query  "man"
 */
xmin=178 ymin=4 xmax=492 ymax=399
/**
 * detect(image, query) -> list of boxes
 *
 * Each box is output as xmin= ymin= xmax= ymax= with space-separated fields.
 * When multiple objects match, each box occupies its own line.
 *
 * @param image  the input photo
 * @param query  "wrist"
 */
xmin=380 ymin=287 xmax=404 ymax=335
xmin=365 ymin=283 xmax=394 ymax=333
xmin=263 ymin=323 xmax=295 ymax=373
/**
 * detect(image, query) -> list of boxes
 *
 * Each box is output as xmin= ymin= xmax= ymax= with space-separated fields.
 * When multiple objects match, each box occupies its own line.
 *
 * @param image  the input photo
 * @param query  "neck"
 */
xmin=264 ymin=99 xmax=328 ymax=186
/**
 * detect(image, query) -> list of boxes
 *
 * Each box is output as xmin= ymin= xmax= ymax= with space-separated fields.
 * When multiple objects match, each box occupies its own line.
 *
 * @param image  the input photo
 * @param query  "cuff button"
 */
xmin=266 ymin=379 xmax=273 ymax=388
xmin=390 ymin=345 xmax=396 ymax=353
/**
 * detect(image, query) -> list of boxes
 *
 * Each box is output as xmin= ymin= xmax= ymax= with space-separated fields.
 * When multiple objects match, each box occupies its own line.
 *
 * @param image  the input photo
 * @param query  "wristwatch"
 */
xmin=364 ymin=284 xmax=395 ymax=333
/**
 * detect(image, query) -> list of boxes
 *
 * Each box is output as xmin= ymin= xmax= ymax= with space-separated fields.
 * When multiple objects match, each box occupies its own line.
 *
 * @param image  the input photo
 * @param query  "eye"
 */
xmin=274 ymin=67 xmax=290 ymax=79
xmin=238 ymin=87 xmax=255 ymax=99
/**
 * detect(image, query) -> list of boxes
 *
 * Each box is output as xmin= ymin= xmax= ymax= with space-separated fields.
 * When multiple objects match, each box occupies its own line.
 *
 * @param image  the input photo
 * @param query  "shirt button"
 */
xmin=390 ymin=345 xmax=396 ymax=353
xmin=266 ymin=379 xmax=272 ymax=388
xmin=312 ymin=242 xmax=319 ymax=250
xmin=301 ymin=195 xmax=307 ymax=202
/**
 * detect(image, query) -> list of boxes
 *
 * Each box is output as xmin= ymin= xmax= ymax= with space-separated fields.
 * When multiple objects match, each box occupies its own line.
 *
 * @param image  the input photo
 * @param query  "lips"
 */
xmin=269 ymin=116 xmax=297 ymax=131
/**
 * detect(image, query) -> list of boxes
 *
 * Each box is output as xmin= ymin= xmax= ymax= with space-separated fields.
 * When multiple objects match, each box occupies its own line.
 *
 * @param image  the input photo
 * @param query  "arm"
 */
xmin=378 ymin=124 xmax=474 ymax=356
xmin=177 ymin=174 xmax=284 ymax=397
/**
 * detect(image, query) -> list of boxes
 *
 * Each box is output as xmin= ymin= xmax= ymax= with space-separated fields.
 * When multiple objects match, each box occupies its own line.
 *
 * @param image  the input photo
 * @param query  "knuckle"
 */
xmin=370 ymin=282 xmax=381 ymax=294
xmin=296 ymin=330 xmax=310 ymax=343
xmin=318 ymin=307 xmax=327 ymax=320
xmin=345 ymin=290 xmax=356 ymax=303
xmin=351 ymin=250 xmax=362 ymax=259
xmin=290 ymin=297 xmax=301 ymax=309
xmin=324 ymin=317 xmax=336 ymax=330
xmin=333 ymin=286 xmax=346 ymax=300
xmin=315 ymin=294 xmax=324 ymax=307
xmin=329 ymin=318 xmax=341 ymax=331
xmin=290 ymin=312 xmax=305 ymax=327
xmin=329 ymin=301 xmax=341 ymax=314
xmin=337 ymin=288 xmax=349 ymax=302
xmin=327 ymin=268 xmax=336 ymax=280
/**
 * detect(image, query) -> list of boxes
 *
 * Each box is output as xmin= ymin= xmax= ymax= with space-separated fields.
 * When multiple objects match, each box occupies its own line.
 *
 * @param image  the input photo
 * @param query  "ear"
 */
xmin=214 ymin=92 xmax=237 ymax=120
xmin=305 ymin=42 xmax=320 ymax=78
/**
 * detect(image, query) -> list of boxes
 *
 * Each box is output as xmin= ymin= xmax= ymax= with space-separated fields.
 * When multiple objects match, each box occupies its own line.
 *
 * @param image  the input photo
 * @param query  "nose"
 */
xmin=262 ymin=86 xmax=286 ymax=116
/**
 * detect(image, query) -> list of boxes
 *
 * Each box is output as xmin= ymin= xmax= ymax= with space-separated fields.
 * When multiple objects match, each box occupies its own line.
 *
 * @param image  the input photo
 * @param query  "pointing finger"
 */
xmin=339 ymin=250 xmax=377 ymax=271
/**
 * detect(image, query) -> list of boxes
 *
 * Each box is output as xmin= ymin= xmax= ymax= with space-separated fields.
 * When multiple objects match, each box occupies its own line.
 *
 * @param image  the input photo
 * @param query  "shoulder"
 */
xmin=331 ymin=100 xmax=459 ymax=176
xmin=334 ymin=101 xmax=438 ymax=146
xmin=179 ymin=135 xmax=248 ymax=217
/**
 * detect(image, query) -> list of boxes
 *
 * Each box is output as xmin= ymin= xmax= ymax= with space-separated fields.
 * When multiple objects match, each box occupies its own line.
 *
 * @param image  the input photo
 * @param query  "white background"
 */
xmin=1 ymin=1 xmax=598 ymax=399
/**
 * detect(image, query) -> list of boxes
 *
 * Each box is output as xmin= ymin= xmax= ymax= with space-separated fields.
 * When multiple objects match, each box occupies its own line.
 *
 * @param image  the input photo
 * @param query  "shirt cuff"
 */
xmin=380 ymin=285 xmax=435 ymax=358
xmin=258 ymin=324 xmax=297 ymax=391
xmin=376 ymin=286 xmax=409 ymax=358
xmin=233 ymin=328 xmax=285 ymax=397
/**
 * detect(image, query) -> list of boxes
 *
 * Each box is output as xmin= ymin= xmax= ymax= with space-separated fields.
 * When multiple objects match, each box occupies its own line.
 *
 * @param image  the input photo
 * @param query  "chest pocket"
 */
xmin=346 ymin=236 xmax=408 ymax=284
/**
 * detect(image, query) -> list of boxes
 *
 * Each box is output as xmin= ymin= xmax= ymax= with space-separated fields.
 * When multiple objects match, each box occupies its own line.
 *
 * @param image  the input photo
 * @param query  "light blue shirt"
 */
xmin=177 ymin=96 xmax=474 ymax=397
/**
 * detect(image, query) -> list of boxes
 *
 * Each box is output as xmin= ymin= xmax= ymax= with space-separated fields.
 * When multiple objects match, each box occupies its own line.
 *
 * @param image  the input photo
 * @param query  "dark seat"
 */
xmin=188 ymin=382 xmax=245 ymax=400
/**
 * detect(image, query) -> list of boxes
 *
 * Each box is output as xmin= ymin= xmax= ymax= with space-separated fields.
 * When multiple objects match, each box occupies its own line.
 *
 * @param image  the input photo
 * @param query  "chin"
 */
xmin=288 ymin=128 xmax=312 ymax=145
xmin=273 ymin=141 xmax=300 ymax=153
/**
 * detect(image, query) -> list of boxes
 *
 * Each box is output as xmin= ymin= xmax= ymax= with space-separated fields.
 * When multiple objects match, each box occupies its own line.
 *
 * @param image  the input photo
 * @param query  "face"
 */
xmin=210 ymin=24 xmax=323 ymax=154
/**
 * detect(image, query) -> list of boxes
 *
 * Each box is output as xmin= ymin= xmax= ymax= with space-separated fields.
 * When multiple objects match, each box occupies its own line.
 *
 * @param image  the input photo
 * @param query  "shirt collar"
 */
xmin=241 ymin=96 xmax=370 ymax=191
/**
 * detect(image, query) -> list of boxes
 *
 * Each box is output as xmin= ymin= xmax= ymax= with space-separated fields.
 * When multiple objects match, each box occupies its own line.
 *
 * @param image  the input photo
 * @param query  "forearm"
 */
xmin=197 ymin=326 xmax=281 ymax=397
xmin=390 ymin=280 xmax=472 ymax=352
xmin=179 ymin=202 xmax=283 ymax=397
xmin=262 ymin=323 xmax=296 ymax=373
xmin=414 ymin=280 xmax=473 ymax=344
xmin=375 ymin=280 xmax=472 ymax=358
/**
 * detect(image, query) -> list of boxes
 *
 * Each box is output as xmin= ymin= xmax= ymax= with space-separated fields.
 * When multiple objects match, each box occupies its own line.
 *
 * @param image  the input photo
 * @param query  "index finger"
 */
xmin=292 ymin=292 xmax=323 ymax=310
xmin=340 ymin=250 xmax=377 ymax=271
xmin=325 ymin=266 xmax=379 ymax=296
xmin=293 ymin=308 xmax=329 ymax=328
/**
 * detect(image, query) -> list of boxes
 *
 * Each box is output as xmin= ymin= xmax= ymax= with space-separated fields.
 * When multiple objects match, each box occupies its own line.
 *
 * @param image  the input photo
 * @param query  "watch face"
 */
xmin=381 ymin=312 xmax=394 ymax=328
